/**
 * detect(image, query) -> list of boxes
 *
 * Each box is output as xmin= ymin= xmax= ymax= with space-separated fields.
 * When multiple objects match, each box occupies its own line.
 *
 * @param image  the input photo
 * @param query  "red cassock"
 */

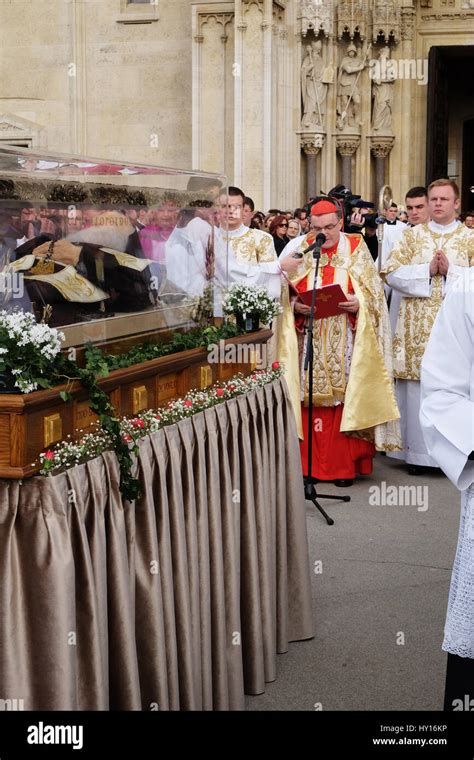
xmin=297 ymin=237 xmax=375 ymax=480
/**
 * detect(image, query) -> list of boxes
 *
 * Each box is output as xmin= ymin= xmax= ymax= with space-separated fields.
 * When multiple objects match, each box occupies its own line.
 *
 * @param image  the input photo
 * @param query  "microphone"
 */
xmin=302 ymin=232 xmax=326 ymax=255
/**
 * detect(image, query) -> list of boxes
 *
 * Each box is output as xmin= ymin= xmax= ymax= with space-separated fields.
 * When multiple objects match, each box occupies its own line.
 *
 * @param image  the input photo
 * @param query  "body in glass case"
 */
xmin=0 ymin=147 xmax=271 ymax=477
xmin=0 ymin=147 xmax=228 ymax=350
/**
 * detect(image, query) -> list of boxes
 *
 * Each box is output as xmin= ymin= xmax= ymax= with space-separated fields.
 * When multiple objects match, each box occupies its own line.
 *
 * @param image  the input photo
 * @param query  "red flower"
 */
xmin=155 ymin=415 xmax=161 ymax=421
xmin=228 ymin=384 xmax=236 ymax=392
xmin=251 ymin=375 xmax=257 ymax=381
xmin=44 ymin=450 xmax=55 ymax=460
xmin=184 ymin=400 xmax=193 ymax=408
xmin=272 ymin=361 xmax=280 ymax=370
xmin=132 ymin=419 xmax=145 ymax=429
xmin=122 ymin=434 xmax=133 ymax=443
xmin=216 ymin=388 xmax=224 ymax=398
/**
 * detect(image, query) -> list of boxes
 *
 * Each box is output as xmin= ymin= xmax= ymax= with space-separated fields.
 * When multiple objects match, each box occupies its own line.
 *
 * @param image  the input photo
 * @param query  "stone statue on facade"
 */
xmin=336 ymin=42 xmax=369 ymax=131
xmin=371 ymin=46 xmax=395 ymax=132
xmin=301 ymin=40 xmax=332 ymax=130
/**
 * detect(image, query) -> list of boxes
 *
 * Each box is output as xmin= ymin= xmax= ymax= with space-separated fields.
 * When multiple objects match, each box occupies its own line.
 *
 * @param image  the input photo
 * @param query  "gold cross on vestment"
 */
xmin=29 ymin=259 xmax=55 ymax=275
xmin=318 ymin=291 xmax=332 ymax=302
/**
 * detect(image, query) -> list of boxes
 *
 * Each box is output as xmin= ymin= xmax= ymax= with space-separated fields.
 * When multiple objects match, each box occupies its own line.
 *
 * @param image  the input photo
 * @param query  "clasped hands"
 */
xmin=430 ymin=250 xmax=449 ymax=277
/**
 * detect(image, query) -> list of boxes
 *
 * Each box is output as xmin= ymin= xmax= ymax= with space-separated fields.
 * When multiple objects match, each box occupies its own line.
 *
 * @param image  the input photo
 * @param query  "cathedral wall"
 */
xmin=0 ymin=0 xmax=72 ymax=150
xmin=0 ymin=0 xmax=194 ymax=169
xmin=0 ymin=0 xmax=473 ymax=209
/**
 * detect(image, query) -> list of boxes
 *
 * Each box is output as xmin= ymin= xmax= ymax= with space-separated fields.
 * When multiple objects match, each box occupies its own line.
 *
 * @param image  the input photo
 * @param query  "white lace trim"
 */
xmin=442 ymin=485 xmax=474 ymax=658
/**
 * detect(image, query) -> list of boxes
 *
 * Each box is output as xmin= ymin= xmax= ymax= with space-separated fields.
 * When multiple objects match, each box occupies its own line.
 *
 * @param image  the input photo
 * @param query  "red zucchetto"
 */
xmin=310 ymin=199 xmax=339 ymax=216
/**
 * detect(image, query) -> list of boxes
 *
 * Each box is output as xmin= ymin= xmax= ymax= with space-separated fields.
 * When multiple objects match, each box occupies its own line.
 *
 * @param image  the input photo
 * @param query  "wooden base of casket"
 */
xmin=0 ymin=329 xmax=272 ymax=478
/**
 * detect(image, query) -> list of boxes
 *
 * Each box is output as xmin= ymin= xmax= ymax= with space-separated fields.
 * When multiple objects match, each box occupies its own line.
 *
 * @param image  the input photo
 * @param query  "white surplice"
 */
xmin=385 ymin=220 xmax=466 ymax=302
xmin=376 ymin=219 xmax=406 ymax=272
xmin=420 ymin=268 xmax=474 ymax=657
xmin=386 ymin=223 xmax=413 ymax=334
xmin=164 ymin=220 xmax=282 ymax=315
xmin=386 ymin=219 xmax=469 ymax=466
xmin=164 ymin=216 xmax=210 ymax=296
xmin=214 ymin=224 xmax=281 ymax=299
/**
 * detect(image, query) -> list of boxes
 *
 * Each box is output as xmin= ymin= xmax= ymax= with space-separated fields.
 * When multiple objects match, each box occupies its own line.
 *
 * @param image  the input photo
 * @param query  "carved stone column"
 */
xmin=399 ymin=5 xmax=416 ymax=196
xmin=301 ymin=133 xmax=325 ymax=199
xmin=192 ymin=9 xmax=234 ymax=175
xmin=336 ymin=135 xmax=360 ymax=189
xmin=370 ymin=136 xmax=395 ymax=198
xmin=400 ymin=6 xmax=416 ymax=43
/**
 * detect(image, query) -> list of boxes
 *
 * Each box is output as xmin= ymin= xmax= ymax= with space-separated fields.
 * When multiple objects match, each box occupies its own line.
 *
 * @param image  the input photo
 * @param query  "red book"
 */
xmin=298 ymin=283 xmax=348 ymax=319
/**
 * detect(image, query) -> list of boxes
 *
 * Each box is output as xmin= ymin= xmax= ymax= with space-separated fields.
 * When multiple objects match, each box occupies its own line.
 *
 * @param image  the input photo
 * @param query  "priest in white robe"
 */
xmin=386 ymin=187 xmax=431 ymax=334
xmin=420 ymin=266 xmax=474 ymax=709
xmin=164 ymin=189 xmax=299 ymax=317
xmin=382 ymin=179 xmax=474 ymax=474
xmin=377 ymin=215 xmax=406 ymax=273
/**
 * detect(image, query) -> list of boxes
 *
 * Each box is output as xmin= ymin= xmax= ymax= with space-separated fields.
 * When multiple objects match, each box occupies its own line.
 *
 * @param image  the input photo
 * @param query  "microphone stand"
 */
xmin=303 ymin=238 xmax=350 ymax=525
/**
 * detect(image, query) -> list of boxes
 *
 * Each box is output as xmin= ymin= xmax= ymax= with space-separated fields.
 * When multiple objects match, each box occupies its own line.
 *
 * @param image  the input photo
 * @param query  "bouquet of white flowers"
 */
xmin=222 ymin=284 xmax=282 ymax=329
xmin=0 ymin=310 xmax=65 ymax=393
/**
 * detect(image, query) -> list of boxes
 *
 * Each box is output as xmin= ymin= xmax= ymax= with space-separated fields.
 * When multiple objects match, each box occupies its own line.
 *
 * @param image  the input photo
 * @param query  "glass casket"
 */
xmin=0 ymin=147 xmax=271 ymax=477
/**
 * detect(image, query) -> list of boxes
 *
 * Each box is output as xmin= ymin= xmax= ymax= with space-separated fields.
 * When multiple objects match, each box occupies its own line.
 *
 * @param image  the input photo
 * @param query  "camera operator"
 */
xmin=306 ymin=186 xmax=376 ymax=230
xmin=345 ymin=208 xmax=377 ymax=261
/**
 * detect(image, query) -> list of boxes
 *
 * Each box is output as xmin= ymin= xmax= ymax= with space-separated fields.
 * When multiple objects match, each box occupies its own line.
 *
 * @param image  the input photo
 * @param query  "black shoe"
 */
xmin=407 ymin=465 xmax=427 ymax=476
xmin=334 ymin=479 xmax=354 ymax=487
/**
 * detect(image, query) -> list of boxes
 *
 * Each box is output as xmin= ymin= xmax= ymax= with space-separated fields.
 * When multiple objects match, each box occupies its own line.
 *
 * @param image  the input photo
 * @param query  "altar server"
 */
xmin=420 ymin=267 xmax=474 ymax=709
xmin=382 ymin=179 xmax=474 ymax=474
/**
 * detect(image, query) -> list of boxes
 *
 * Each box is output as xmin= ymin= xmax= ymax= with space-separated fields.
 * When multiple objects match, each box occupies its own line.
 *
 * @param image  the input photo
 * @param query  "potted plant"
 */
xmin=0 ymin=309 xmax=65 ymax=393
xmin=222 ymin=284 xmax=282 ymax=332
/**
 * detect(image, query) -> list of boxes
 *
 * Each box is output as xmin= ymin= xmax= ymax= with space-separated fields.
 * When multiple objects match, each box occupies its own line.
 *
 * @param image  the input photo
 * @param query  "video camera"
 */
xmin=305 ymin=185 xmax=378 ymax=232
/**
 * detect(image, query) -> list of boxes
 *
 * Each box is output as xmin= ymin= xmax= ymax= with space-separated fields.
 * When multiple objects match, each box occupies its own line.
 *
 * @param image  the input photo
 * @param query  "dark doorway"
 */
xmin=426 ymin=47 xmax=449 ymax=182
xmin=462 ymin=119 xmax=474 ymax=213
xmin=425 ymin=45 xmax=474 ymax=210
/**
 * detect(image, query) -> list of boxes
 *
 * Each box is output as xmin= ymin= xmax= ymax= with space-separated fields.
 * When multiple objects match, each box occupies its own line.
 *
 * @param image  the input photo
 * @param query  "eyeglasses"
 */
xmin=279 ymin=223 xmax=288 ymax=228
xmin=310 ymin=222 xmax=340 ymax=233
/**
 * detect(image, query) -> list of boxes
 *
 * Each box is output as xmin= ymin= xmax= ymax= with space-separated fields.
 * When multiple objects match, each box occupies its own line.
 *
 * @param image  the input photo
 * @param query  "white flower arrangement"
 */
xmin=0 ymin=309 xmax=65 ymax=392
xmin=222 ymin=284 xmax=283 ymax=326
xmin=39 ymin=364 xmax=284 ymax=475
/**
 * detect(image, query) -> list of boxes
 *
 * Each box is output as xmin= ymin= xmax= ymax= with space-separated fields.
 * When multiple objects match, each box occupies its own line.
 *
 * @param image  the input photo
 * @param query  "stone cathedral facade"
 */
xmin=0 ymin=0 xmax=473 ymax=209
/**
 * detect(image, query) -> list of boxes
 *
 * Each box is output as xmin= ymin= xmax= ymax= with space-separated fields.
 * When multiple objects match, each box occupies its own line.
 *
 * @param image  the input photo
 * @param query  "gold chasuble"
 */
xmin=219 ymin=225 xmax=278 ymax=364
xmin=278 ymin=231 xmax=401 ymax=451
xmin=8 ymin=254 xmax=108 ymax=303
xmin=381 ymin=222 xmax=474 ymax=381
xmin=220 ymin=225 xmax=277 ymax=265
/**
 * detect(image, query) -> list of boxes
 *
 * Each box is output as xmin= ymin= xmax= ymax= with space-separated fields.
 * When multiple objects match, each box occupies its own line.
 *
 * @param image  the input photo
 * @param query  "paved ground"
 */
xmin=246 ymin=454 xmax=460 ymax=711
